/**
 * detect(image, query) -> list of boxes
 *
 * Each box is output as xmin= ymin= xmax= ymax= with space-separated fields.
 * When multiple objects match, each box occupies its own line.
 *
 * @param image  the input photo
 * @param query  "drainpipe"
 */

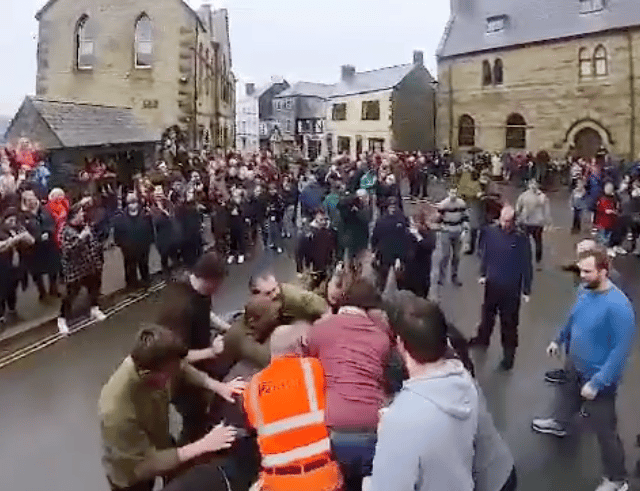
xmin=193 ymin=23 xmax=199 ymax=150
xmin=448 ymin=62 xmax=454 ymax=150
xmin=213 ymin=42 xmax=220 ymax=149
xmin=628 ymin=29 xmax=636 ymax=161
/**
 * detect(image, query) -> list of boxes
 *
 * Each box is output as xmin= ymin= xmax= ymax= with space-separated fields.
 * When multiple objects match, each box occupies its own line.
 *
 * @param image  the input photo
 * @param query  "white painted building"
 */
xmin=236 ymin=82 xmax=260 ymax=153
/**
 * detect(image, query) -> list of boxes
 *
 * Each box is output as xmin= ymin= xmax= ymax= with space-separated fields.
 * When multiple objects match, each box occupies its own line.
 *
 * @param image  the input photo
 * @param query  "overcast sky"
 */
xmin=0 ymin=0 xmax=450 ymax=116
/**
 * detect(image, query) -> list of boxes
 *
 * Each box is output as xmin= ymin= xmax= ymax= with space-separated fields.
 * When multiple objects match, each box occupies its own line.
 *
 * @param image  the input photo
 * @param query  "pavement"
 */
xmin=2 ymin=182 xmax=640 ymax=491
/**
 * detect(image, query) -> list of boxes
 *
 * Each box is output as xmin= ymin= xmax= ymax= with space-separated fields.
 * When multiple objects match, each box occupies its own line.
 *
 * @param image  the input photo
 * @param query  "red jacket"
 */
xmin=45 ymin=197 xmax=70 ymax=248
xmin=594 ymin=195 xmax=618 ymax=230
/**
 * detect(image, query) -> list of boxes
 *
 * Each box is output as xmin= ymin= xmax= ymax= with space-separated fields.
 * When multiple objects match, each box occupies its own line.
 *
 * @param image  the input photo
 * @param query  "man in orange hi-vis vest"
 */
xmin=243 ymin=323 xmax=343 ymax=491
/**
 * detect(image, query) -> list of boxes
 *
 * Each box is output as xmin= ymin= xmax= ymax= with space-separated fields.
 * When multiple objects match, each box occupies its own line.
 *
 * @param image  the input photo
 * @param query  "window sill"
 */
xmin=135 ymin=65 xmax=153 ymax=70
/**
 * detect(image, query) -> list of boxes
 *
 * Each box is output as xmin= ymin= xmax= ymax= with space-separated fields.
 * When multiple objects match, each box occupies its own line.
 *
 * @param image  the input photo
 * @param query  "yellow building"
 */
xmin=34 ymin=0 xmax=234 ymax=149
xmin=437 ymin=0 xmax=640 ymax=160
xmin=326 ymin=51 xmax=436 ymax=158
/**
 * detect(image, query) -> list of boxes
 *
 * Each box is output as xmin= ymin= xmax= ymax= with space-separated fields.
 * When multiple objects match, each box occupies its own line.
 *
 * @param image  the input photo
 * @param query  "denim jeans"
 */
xmin=283 ymin=205 xmax=297 ymax=237
xmin=438 ymin=230 xmax=462 ymax=282
xmin=330 ymin=430 xmax=377 ymax=491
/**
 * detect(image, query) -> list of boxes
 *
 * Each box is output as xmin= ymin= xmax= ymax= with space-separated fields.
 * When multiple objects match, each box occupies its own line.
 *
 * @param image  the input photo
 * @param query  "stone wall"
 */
xmin=437 ymin=29 xmax=640 ymax=159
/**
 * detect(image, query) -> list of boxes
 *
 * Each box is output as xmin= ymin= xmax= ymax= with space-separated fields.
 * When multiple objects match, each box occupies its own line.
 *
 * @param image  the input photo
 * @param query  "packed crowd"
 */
xmin=92 ymin=150 xmax=634 ymax=491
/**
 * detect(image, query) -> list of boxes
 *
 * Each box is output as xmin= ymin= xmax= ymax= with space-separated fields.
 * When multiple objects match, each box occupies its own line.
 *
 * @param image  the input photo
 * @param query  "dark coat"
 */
xmin=20 ymin=207 xmax=61 ymax=277
xmin=338 ymin=196 xmax=371 ymax=255
xmin=150 ymin=203 xmax=180 ymax=256
xmin=371 ymin=212 xmax=411 ymax=266
xmin=296 ymin=226 xmax=337 ymax=273
xmin=176 ymin=203 xmax=203 ymax=246
xmin=60 ymin=224 xmax=104 ymax=284
xmin=114 ymin=211 xmax=154 ymax=257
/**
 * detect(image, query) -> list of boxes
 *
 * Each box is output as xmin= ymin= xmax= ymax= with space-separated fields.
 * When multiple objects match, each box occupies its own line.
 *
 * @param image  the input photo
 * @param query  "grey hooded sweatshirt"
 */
xmin=370 ymin=359 xmax=479 ymax=491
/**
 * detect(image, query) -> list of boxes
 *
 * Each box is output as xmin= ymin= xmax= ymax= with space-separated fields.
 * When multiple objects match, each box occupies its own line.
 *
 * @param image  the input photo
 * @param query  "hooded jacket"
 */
xmin=370 ymin=359 xmax=478 ymax=491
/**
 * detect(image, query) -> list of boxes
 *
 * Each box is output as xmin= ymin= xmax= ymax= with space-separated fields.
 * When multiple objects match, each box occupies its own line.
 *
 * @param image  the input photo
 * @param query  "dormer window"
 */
xmin=486 ymin=15 xmax=507 ymax=34
xmin=580 ymin=0 xmax=605 ymax=14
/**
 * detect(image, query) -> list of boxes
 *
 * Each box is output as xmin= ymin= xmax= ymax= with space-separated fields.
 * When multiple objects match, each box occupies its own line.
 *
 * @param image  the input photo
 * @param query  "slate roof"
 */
xmin=274 ymin=82 xmax=336 ymax=99
xmin=438 ymin=0 xmax=640 ymax=59
xmin=330 ymin=63 xmax=432 ymax=98
xmin=29 ymin=97 xmax=157 ymax=148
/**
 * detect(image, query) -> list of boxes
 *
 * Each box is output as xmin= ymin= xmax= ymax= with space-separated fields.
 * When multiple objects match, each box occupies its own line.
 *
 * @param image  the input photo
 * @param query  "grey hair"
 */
xmin=269 ymin=324 xmax=310 ymax=358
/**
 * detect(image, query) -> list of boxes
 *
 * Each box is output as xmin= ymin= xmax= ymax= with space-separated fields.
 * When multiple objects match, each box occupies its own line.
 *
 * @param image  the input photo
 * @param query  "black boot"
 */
xmin=498 ymin=347 xmax=516 ymax=371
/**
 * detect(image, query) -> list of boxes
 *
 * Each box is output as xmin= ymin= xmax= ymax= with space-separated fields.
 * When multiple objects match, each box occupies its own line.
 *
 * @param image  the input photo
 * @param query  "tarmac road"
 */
xmin=1 ymin=185 xmax=640 ymax=491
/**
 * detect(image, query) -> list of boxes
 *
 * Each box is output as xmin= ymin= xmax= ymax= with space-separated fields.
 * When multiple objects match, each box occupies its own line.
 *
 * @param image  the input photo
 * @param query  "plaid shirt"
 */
xmin=61 ymin=224 xmax=104 ymax=284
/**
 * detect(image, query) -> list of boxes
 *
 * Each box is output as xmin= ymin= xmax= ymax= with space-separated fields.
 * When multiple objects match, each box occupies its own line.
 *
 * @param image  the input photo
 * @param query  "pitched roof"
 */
xmin=36 ymin=0 xmax=205 ymax=29
xmin=274 ymin=82 xmax=336 ymax=99
xmin=438 ymin=0 xmax=640 ymax=59
xmin=330 ymin=63 xmax=431 ymax=98
xmin=28 ymin=97 xmax=157 ymax=148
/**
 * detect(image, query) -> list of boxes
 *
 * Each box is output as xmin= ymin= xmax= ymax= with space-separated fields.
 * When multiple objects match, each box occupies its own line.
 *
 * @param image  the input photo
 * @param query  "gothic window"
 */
xmin=75 ymin=15 xmax=94 ymax=70
xmin=482 ymin=60 xmax=492 ymax=86
xmin=594 ymin=45 xmax=608 ymax=76
xmin=134 ymin=14 xmax=152 ymax=68
xmin=579 ymin=48 xmax=592 ymax=78
xmin=458 ymin=115 xmax=475 ymax=147
xmin=506 ymin=113 xmax=527 ymax=149
xmin=494 ymin=58 xmax=504 ymax=85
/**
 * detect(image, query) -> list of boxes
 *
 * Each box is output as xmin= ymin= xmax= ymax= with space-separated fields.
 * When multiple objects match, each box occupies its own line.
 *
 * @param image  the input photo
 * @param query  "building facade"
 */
xmin=325 ymin=51 xmax=436 ymax=159
xmin=34 ymin=0 xmax=235 ymax=150
xmin=236 ymin=82 xmax=260 ymax=153
xmin=257 ymin=77 xmax=290 ymax=150
xmin=273 ymin=82 xmax=334 ymax=161
xmin=437 ymin=0 xmax=640 ymax=160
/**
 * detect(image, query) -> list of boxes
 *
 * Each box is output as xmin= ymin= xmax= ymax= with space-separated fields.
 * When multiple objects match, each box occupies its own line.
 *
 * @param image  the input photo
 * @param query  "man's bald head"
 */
xmin=499 ymin=205 xmax=515 ymax=230
xmin=270 ymin=323 xmax=310 ymax=358
xmin=576 ymin=239 xmax=597 ymax=254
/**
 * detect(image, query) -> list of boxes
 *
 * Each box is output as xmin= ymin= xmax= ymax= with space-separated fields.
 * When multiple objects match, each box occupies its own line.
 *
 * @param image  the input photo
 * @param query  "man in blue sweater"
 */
xmin=469 ymin=205 xmax=532 ymax=370
xmin=532 ymin=245 xmax=635 ymax=491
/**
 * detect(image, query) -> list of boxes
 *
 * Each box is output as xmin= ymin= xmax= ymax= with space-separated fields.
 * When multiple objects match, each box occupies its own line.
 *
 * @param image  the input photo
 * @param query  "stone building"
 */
xmin=325 ymin=51 xmax=436 ymax=159
xmin=273 ymin=82 xmax=335 ymax=161
xmin=236 ymin=82 xmax=260 ymax=153
xmin=257 ymin=77 xmax=290 ymax=150
xmin=34 ymin=0 xmax=235 ymax=150
xmin=437 ymin=0 xmax=640 ymax=160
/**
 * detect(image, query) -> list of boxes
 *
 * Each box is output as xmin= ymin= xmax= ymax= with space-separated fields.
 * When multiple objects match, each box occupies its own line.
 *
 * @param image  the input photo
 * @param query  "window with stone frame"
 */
xmin=493 ymin=58 xmax=504 ymax=85
xmin=75 ymin=15 xmax=94 ymax=70
xmin=580 ymin=0 xmax=605 ymax=14
xmin=458 ymin=115 xmax=476 ymax=147
xmin=332 ymin=103 xmax=347 ymax=121
xmin=505 ymin=113 xmax=527 ymax=149
xmin=486 ymin=15 xmax=507 ymax=33
xmin=482 ymin=60 xmax=492 ymax=86
xmin=579 ymin=48 xmax=592 ymax=78
xmin=594 ymin=45 xmax=608 ymax=76
xmin=361 ymin=100 xmax=380 ymax=121
xmin=337 ymin=136 xmax=351 ymax=154
xmin=134 ymin=14 xmax=153 ymax=68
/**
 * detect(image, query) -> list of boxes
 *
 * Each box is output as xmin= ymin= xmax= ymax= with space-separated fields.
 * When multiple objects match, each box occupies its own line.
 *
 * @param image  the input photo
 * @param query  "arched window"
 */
xmin=458 ymin=114 xmax=476 ymax=147
xmin=579 ymin=47 xmax=592 ymax=78
xmin=506 ymin=113 xmax=527 ymax=149
xmin=493 ymin=58 xmax=504 ymax=85
xmin=134 ymin=14 xmax=153 ymax=68
xmin=594 ymin=45 xmax=608 ymax=76
xmin=75 ymin=15 xmax=94 ymax=70
xmin=482 ymin=60 xmax=492 ymax=86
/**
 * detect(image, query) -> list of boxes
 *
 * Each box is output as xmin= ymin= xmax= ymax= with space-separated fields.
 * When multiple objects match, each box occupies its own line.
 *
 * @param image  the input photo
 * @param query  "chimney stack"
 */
xmin=246 ymin=83 xmax=255 ymax=96
xmin=413 ymin=50 xmax=424 ymax=66
xmin=341 ymin=65 xmax=356 ymax=82
xmin=271 ymin=75 xmax=284 ymax=84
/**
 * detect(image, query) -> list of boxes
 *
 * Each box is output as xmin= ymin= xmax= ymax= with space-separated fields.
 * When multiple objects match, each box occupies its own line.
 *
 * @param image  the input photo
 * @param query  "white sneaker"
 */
xmin=237 ymin=255 xmax=245 ymax=264
xmin=57 ymin=317 xmax=69 ymax=335
xmin=90 ymin=307 xmax=107 ymax=322
xmin=276 ymin=247 xmax=283 ymax=254
xmin=227 ymin=255 xmax=235 ymax=265
xmin=595 ymin=478 xmax=629 ymax=491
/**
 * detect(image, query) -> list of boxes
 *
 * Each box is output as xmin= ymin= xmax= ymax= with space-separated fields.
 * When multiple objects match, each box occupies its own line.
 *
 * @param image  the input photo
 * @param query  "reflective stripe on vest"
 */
xmin=261 ymin=437 xmax=332 ymax=468
xmin=250 ymin=357 xmax=327 ymax=467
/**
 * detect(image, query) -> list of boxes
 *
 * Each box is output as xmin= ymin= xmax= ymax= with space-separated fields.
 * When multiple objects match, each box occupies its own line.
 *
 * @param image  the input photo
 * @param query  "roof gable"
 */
xmin=438 ymin=0 xmax=640 ymax=59
xmin=274 ymin=82 xmax=336 ymax=99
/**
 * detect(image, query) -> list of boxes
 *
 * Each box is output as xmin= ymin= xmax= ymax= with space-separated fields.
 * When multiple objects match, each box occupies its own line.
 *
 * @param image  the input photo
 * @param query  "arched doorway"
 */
xmin=573 ymin=127 xmax=603 ymax=159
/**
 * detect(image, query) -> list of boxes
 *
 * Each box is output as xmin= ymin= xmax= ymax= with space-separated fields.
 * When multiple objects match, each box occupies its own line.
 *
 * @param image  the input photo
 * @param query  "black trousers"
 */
xmin=0 ymin=279 xmax=17 ymax=317
xmin=524 ymin=225 xmax=543 ymax=263
xmin=160 ymin=246 xmax=180 ymax=273
xmin=123 ymin=250 xmax=150 ymax=287
xmin=228 ymin=218 xmax=245 ymax=255
xmin=552 ymin=362 xmax=627 ymax=482
xmin=108 ymin=478 xmax=154 ymax=491
xmin=60 ymin=273 xmax=102 ymax=320
xmin=476 ymin=283 xmax=521 ymax=348
xmin=501 ymin=466 xmax=517 ymax=491
xmin=160 ymin=464 xmax=230 ymax=491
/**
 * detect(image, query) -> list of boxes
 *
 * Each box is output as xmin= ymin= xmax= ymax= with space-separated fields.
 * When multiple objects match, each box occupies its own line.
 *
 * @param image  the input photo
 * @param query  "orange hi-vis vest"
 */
xmin=244 ymin=356 xmax=342 ymax=491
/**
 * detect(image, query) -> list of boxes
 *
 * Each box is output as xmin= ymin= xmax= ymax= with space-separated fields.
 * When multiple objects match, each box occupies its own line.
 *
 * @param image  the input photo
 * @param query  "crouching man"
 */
xmin=244 ymin=323 xmax=343 ymax=491
xmin=99 ymin=325 xmax=239 ymax=491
